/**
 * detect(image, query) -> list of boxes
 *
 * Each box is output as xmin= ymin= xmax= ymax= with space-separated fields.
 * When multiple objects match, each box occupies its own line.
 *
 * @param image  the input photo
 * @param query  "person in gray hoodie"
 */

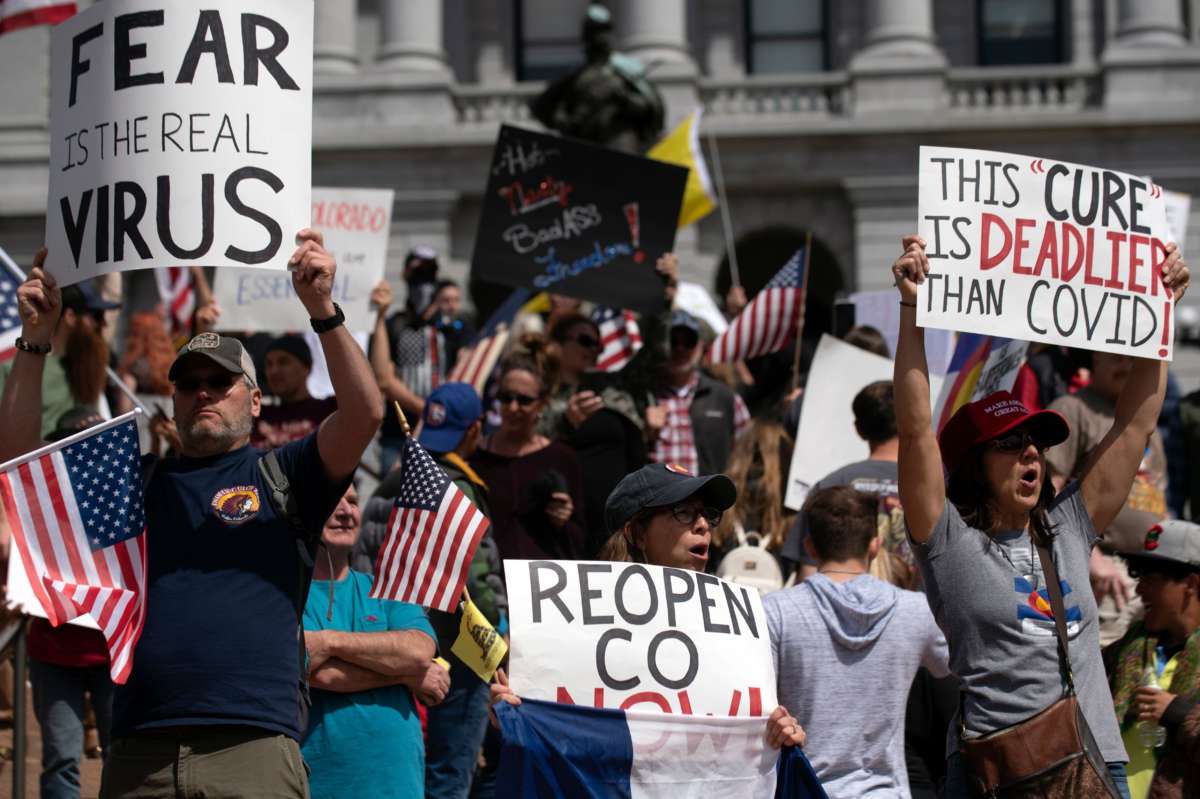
xmin=764 ymin=485 xmax=950 ymax=798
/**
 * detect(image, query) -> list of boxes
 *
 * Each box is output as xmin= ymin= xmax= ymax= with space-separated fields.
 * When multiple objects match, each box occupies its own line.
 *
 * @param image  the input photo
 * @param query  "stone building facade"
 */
xmin=0 ymin=0 xmax=1198 ymax=336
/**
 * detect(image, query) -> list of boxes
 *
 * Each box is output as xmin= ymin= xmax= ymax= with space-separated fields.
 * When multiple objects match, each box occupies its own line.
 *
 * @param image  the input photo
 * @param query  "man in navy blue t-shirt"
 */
xmin=2 ymin=230 xmax=385 ymax=799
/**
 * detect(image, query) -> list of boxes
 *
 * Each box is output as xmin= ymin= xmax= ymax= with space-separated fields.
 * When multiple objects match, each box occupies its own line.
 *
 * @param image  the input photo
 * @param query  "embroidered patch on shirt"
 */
xmin=211 ymin=486 xmax=262 ymax=525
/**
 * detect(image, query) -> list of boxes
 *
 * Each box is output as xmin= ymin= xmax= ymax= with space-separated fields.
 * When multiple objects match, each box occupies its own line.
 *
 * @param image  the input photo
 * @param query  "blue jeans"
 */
xmin=425 ymin=661 xmax=491 ymax=799
xmin=943 ymin=752 xmax=1131 ymax=798
xmin=30 ymin=657 xmax=114 ymax=799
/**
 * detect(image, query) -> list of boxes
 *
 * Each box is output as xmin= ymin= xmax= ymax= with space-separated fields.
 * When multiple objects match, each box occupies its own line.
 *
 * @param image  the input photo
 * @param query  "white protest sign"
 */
xmin=506 ymin=559 xmax=777 ymax=717
xmin=784 ymin=334 xmax=943 ymax=510
xmin=212 ymin=188 xmax=394 ymax=332
xmin=46 ymin=0 xmax=313 ymax=286
xmin=849 ymin=288 xmax=956 ymax=375
xmin=674 ymin=281 xmax=728 ymax=335
xmin=1164 ymin=189 xmax=1191 ymax=255
xmin=917 ymin=146 xmax=1175 ymax=360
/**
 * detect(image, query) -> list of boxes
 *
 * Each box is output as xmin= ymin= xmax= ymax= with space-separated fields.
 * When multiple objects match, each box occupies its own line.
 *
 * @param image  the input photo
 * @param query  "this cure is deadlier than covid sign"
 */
xmin=505 ymin=560 xmax=778 ymax=717
xmin=45 ymin=0 xmax=313 ymax=286
xmin=917 ymin=146 xmax=1176 ymax=360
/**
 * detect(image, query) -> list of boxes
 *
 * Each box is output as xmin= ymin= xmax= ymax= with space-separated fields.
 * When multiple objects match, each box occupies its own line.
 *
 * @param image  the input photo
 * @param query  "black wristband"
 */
xmin=899 ymin=301 xmax=916 ymax=308
xmin=15 ymin=336 xmax=51 ymax=355
xmin=310 ymin=303 xmax=345 ymax=334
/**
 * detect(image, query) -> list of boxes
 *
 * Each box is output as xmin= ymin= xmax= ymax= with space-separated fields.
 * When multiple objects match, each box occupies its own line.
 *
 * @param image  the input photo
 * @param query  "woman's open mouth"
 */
xmin=1018 ymin=468 xmax=1039 ymax=491
xmin=688 ymin=543 xmax=709 ymax=565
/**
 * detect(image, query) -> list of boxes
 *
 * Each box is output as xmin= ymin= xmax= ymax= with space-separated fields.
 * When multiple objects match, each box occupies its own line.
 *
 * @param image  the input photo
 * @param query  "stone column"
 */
xmin=848 ymin=0 xmax=946 ymax=114
xmin=314 ymin=0 xmax=358 ymax=74
xmin=615 ymin=0 xmax=695 ymax=71
xmin=1113 ymin=0 xmax=1188 ymax=46
xmin=379 ymin=0 xmax=450 ymax=75
xmin=1102 ymin=0 xmax=1200 ymax=108
xmin=1070 ymin=0 xmax=1095 ymax=66
xmin=613 ymin=0 xmax=699 ymax=134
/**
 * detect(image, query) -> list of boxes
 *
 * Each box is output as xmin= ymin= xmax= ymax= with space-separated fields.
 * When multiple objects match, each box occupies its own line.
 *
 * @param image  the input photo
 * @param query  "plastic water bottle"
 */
xmin=1136 ymin=665 xmax=1168 ymax=749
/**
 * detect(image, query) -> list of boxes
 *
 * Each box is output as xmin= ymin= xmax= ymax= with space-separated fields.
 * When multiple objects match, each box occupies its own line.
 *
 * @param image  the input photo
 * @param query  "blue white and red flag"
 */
xmin=494 ymin=699 xmax=828 ymax=798
xmin=0 ymin=414 xmax=147 ymax=683
xmin=371 ymin=436 xmax=489 ymax=612
xmin=710 ymin=248 xmax=806 ymax=363
xmin=591 ymin=306 xmax=642 ymax=372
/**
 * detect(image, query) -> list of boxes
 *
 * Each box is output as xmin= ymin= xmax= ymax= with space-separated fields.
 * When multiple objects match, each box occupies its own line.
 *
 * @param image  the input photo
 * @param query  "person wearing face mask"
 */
xmin=370 ymin=246 xmax=447 ymax=473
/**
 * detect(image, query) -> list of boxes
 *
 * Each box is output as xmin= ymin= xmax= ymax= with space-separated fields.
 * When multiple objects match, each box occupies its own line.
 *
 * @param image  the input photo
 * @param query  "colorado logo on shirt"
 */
xmin=211 ymin=486 xmax=262 ymax=525
xmin=1014 ymin=576 xmax=1082 ymax=638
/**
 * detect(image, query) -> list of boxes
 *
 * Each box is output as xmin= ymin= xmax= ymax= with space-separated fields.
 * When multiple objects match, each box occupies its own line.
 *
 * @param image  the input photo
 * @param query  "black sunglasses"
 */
xmin=658 ymin=502 xmax=722 ymax=528
xmin=988 ymin=430 xmax=1046 ymax=454
xmin=573 ymin=334 xmax=602 ymax=350
xmin=175 ymin=372 xmax=238 ymax=393
xmin=497 ymin=391 xmax=539 ymax=408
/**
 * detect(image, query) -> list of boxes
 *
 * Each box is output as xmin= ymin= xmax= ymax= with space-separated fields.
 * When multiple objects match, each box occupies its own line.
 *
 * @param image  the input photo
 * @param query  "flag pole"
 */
xmin=790 ymin=232 xmax=813 ymax=391
xmin=705 ymin=126 xmax=741 ymax=290
xmin=0 ymin=410 xmax=142 ymax=475
xmin=393 ymin=401 xmax=412 ymax=437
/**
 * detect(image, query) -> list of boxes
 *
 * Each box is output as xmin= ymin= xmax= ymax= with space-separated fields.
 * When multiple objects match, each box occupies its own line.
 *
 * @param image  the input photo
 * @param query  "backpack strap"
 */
xmin=257 ymin=450 xmax=319 ymax=618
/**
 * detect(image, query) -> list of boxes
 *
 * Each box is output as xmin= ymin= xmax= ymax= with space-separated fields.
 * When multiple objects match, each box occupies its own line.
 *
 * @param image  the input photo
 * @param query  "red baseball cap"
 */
xmin=938 ymin=390 xmax=1070 ymax=474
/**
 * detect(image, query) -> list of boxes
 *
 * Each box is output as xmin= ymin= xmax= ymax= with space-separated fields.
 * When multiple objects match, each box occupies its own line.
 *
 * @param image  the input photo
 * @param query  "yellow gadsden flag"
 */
xmin=451 ymin=590 xmax=508 ymax=683
xmin=648 ymin=109 xmax=717 ymax=229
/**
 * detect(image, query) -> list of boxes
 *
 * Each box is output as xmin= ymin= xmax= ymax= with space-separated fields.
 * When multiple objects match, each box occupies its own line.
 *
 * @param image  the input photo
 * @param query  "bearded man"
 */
xmin=1 ymin=229 xmax=385 ymax=799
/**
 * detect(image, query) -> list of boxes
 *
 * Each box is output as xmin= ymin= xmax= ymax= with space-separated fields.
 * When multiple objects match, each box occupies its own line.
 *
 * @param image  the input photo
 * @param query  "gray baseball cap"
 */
xmin=1120 ymin=520 xmax=1200 ymax=570
xmin=168 ymin=333 xmax=258 ymax=388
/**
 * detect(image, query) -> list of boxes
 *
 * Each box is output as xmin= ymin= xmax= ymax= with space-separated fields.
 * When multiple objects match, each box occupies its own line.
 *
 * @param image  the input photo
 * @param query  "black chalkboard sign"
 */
xmin=471 ymin=125 xmax=688 ymax=314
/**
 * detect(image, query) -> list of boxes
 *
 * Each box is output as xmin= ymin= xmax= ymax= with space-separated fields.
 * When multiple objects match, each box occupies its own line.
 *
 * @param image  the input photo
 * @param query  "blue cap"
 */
xmin=418 ymin=382 xmax=483 ymax=453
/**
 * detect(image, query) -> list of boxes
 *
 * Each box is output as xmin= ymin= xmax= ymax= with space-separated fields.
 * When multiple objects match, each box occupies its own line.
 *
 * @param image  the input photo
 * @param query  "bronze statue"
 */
xmin=529 ymin=4 xmax=665 ymax=153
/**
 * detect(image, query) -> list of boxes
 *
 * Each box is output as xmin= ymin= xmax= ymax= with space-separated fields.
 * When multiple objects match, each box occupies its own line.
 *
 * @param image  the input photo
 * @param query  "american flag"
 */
xmin=0 ymin=0 xmax=74 ymax=33
xmin=0 ymin=414 xmax=147 ymax=683
xmin=370 ymin=436 xmax=489 ymax=612
xmin=154 ymin=267 xmax=194 ymax=340
xmin=447 ymin=287 xmax=530 ymax=391
xmin=0 ymin=251 xmax=20 ymax=364
xmin=709 ymin=248 xmax=807 ymax=364
xmin=592 ymin=306 xmax=642 ymax=372
xmin=447 ymin=327 xmax=510 ymax=392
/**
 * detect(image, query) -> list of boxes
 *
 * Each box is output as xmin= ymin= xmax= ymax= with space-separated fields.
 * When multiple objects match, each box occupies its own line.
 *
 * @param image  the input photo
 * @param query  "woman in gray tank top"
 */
xmin=890 ymin=233 xmax=1189 ymax=799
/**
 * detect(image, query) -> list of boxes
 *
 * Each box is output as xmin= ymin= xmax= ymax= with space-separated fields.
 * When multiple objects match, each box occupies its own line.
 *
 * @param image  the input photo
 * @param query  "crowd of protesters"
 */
xmin=0 ymin=230 xmax=1197 ymax=799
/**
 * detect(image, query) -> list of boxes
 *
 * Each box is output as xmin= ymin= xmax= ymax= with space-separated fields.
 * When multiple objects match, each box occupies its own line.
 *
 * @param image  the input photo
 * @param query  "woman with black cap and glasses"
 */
xmin=892 ymin=233 xmax=1189 ymax=798
xmin=491 ymin=463 xmax=808 ymax=752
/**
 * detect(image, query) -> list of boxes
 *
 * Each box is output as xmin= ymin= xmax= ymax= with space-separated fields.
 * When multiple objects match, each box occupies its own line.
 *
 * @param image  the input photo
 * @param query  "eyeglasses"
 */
xmin=670 ymin=332 xmax=699 ymax=350
xmin=175 ymin=372 xmax=238 ymax=394
xmin=663 ymin=503 xmax=722 ymax=528
xmin=573 ymin=334 xmax=601 ymax=350
xmin=497 ymin=391 xmax=539 ymax=408
xmin=988 ymin=430 xmax=1046 ymax=454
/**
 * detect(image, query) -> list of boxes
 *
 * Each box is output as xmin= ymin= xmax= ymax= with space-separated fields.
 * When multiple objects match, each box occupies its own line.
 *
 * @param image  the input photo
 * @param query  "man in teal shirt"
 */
xmin=302 ymin=482 xmax=449 ymax=799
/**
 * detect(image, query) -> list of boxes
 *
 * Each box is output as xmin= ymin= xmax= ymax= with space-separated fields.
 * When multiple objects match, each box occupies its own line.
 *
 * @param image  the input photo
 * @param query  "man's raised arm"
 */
xmin=0 ymin=249 xmax=58 ymax=464
xmin=288 ymin=229 xmax=386 ymax=482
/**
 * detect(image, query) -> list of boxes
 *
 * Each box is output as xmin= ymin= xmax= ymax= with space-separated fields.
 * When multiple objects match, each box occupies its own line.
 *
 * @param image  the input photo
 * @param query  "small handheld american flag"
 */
xmin=591 ymin=306 xmax=643 ymax=372
xmin=370 ymin=436 xmax=489 ymax=612
xmin=0 ymin=250 xmax=21 ymax=364
xmin=709 ymin=247 xmax=807 ymax=364
xmin=0 ymin=413 xmax=147 ymax=683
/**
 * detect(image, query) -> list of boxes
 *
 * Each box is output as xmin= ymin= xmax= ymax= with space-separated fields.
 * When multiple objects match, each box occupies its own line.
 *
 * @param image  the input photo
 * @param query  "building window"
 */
xmin=515 ymin=0 xmax=590 ymax=81
xmin=746 ymin=0 xmax=827 ymax=74
xmin=978 ymin=0 xmax=1064 ymax=65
